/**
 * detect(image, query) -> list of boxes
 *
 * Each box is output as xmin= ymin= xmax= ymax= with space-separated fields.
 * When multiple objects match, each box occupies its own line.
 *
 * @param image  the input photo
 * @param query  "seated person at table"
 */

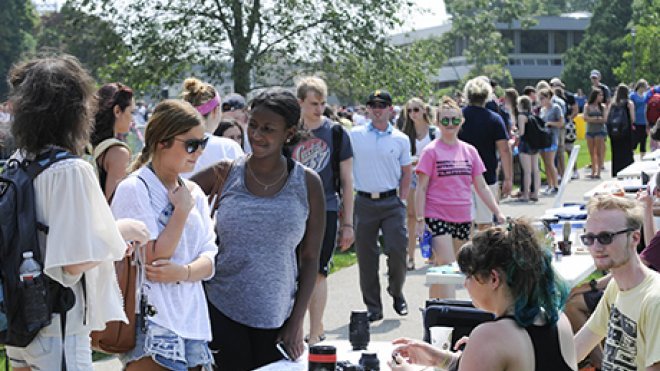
xmin=574 ymin=196 xmax=660 ymax=371
xmin=390 ymin=219 xmax=576 ymax=371
xmin=564 ymin=187 xmax=660 ymax=370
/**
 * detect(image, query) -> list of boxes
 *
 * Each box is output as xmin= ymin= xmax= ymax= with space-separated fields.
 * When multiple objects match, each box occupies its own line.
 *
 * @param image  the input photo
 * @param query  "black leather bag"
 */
xmin=423 ymin=299 xmax=495 ymax=349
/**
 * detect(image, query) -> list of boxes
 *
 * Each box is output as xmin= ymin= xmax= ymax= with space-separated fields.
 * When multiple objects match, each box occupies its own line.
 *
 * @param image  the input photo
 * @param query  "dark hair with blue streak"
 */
xmin=457 ymin=218 xmax=569 ymax=326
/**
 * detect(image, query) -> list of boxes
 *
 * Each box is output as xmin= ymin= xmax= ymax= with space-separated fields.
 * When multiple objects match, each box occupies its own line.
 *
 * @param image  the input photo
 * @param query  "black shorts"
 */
xmin=319 ymin=211 xmax=338 ymax=277
xmin=425 ymin=218 xmax=471 ymax=241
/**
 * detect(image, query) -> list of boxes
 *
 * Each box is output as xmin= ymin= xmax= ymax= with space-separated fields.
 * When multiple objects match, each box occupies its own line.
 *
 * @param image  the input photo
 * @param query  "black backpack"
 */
xmin=606 ymin=103 xmax=631 ymax=140
xmin=522 ymin=113 xmax=553 ymax=150
xmin=0 ymin=149 xmax=76 ymax=355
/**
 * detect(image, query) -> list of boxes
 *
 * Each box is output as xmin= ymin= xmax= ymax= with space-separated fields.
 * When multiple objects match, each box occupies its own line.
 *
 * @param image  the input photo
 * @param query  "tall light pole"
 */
xmin=631 ymin=27 xmax=636 ymax=83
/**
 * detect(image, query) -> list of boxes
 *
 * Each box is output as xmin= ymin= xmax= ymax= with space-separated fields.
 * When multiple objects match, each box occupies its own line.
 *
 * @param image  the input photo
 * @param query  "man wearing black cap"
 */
xmin=350 ymin=89 xmax=412 ymax=322
xmin=222 ymin=93 xmax=251 ymax=152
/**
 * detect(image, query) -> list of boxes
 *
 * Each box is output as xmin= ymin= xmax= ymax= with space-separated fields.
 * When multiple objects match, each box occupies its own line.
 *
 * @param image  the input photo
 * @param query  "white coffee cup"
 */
xmin=430 ymin=326 xmax=453 ymax=351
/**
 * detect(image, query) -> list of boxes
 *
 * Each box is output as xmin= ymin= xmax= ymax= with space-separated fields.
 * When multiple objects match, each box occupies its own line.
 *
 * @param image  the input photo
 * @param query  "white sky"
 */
xmin=397 ymin=0 xmax=449 ymax=33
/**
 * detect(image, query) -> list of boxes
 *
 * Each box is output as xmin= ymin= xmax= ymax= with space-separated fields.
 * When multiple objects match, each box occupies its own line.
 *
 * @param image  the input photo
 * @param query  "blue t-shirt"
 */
xmin=290 ymin=118 xmax=353 ymax=211
xmin=458 ymin=106 xmax=509 ymax=185
xmin=629 ymin=89 xmax=659 ymax=125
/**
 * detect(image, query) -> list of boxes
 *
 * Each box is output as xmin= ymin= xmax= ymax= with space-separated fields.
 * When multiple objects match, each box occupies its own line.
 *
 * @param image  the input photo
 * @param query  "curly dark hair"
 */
xmin=8 ymin=54 xmax=95 ymax=155
xmin=457 ymin=218 xmax=568 ymax=327
xmin=91 ymin=82 xmax=134 ymax=147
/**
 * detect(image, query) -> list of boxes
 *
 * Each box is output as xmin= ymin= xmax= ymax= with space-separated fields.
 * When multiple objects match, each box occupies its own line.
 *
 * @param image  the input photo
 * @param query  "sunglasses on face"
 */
xmin=368 ymin=102 xmax=389 ymax=109
xmin=439 ymin=117 xmax=462 ymax=126
xmin=409 ymin=107 xmax=421 ymax=113
xmin=579 ymin=228 xmax=634 ymax=246
xmin=174 ymin=136 xmax=209 ymax=154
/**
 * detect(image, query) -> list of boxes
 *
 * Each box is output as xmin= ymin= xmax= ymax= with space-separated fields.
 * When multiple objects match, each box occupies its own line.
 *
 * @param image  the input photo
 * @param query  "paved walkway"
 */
xmin=94 ymin=162 xmax=615 ymax=369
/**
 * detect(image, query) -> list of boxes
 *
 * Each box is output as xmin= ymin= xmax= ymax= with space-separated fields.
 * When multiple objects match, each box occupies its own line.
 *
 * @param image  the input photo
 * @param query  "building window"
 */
xmin=500 ymin=30 xmax=515 ymax=53
xmin=520 ymin=31 xmax=549 ymax=54
xmin=573 ymin=31 xmax=584 ymax=46
xmin=554 ymin=31 xmax=567 ymax=53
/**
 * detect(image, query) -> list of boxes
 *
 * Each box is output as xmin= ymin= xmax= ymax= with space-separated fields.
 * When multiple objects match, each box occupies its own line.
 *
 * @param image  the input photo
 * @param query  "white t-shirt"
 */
xmin=28 ymin=156 xmax=127 ymax=336
xmin=416 ymin=132 xmax=432 ymax=156
xmin=181 ymin=135 xmax=243 ymax=178
xmin=111 ymin=167 xmax=218 ymax=340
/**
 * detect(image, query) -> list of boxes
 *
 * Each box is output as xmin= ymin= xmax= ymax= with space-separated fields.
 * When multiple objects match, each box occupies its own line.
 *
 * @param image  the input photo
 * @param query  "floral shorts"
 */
xmin=121 ymin=320 xmax=213 ymax=371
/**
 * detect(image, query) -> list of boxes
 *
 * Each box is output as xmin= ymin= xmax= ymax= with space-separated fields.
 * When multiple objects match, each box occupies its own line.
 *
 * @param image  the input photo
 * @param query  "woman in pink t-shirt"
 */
xmin=415 ymin=96 xmax=505 ymax=299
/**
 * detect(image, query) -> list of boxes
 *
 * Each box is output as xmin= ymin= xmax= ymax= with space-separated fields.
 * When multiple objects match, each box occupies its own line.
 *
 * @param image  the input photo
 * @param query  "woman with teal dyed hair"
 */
xmin=390 ymin=219 xmax=577 ymax=371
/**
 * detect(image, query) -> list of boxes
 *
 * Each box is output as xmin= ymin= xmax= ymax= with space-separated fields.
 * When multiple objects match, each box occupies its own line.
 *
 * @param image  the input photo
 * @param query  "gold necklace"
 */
xmin=246 ymin=157 xmax=287 ymax=190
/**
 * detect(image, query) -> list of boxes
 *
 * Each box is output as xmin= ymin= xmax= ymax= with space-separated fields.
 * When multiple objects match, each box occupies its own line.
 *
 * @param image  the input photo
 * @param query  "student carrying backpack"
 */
xmin=521 ymin=113 xmax=553 ymax=150
xmin=606 ymin=104 xmax=632 ymax=140
xmin=0 ymin=149 xmax=77 ymax=369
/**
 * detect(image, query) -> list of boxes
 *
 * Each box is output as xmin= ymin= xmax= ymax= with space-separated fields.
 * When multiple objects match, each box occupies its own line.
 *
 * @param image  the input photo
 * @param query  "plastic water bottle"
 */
xmin=19 ymin=252 xmax=42 ymax=282
xmin=419 ymin=230 xmax=432 ymax=259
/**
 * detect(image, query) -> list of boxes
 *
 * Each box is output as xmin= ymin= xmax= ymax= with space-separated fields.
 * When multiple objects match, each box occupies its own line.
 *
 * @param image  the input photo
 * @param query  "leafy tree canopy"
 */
xmin=77 ymin=0 xmax=415 ymax=95
xmin=0 ymin=0 xmax=38 ymax=100
xmin=561 ymin=0 xmax=633 ymax=92
xmin=613 ymin=0 xmax=660 ymax=85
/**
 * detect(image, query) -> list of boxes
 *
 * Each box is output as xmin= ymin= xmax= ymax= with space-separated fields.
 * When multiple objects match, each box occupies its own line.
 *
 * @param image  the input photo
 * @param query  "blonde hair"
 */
xmin=402 ymin=97 xmax=432 ymax=155
xmin=439 ymin=96 xmax=461 ymax=111
xmin=130 ymin=99 xmax=203 ymax=172
xmin=586 ymin=195 xmax=643 ymax=230
xmin=464 ymin=78 xmax=492 ymax=106
xmin=181 ymin=77 xmax=217 ymax=115
xmin=296 ymin=76 xmax=328 ymax=100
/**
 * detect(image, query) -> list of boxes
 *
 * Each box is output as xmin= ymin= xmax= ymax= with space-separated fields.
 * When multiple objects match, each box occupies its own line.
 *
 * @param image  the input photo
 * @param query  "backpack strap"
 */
xmin=331 ymin=123 xmax=343 ymax=194
xmin=208 ymin=160 xmax=234 ymax=217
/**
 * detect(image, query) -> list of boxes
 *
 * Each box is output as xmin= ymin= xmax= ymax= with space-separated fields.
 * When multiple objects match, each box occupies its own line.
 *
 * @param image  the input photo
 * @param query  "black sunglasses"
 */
xmin=174 ymin=136 xmax=209 ymax=154
xmin=579 ymin=228 xmax=635 ymax=246
xmin=368 ymin=102 xmax=389 ymax=109
xmin=440 ymin=117 xmax=462 ymax=126
xmin=409 ymin=107 xmax=421 ymax=113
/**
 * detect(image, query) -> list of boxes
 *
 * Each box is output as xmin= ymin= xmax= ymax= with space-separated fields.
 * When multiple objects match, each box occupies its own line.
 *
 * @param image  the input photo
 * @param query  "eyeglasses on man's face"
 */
xmin=368 ymin=102 xmax=389 ymax=109
xmin=579 ymin=228 xmax=635 ymax=246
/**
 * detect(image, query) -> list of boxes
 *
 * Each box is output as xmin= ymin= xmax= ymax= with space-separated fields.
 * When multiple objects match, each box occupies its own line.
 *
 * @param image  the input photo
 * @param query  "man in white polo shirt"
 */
xmin=350 ymin=89 xmax=412 ymax=322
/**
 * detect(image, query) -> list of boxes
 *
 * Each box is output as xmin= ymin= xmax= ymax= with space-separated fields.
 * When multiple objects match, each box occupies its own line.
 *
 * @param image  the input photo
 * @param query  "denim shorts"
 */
xmin=121 ymin=320 xmax=213 ymax=371
xmin=586 ymin=131 xmax=607 ymax=138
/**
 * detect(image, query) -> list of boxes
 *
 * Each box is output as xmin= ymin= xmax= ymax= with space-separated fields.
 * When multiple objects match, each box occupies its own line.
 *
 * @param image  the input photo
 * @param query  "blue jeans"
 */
xmin=122 ymin=320 xmax=213 ymax=371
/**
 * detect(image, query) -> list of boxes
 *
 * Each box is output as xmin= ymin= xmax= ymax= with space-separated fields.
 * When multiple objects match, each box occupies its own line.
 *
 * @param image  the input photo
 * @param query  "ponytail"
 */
xmin=130 ymin=144 xmax=151 ymax=172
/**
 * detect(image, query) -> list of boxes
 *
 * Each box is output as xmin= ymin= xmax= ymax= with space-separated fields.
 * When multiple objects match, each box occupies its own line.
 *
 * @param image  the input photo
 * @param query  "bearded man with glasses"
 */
xmin=573 ymin=195 xmax=660 ymax=371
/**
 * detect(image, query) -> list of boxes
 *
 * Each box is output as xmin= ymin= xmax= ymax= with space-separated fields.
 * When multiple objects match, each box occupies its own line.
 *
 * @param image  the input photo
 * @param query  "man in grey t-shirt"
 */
xmin=291 ymin=77 xmax=354 ymax=344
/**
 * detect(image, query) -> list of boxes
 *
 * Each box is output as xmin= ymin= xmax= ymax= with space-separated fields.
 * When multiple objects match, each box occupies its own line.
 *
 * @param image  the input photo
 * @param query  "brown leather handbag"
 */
xmin=90 ymin=255 xmax=138 ymax=353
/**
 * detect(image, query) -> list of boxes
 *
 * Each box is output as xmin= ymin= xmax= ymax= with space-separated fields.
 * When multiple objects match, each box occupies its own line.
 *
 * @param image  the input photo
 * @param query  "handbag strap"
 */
xmin=209 ymin=160 xmax=234 ymax=217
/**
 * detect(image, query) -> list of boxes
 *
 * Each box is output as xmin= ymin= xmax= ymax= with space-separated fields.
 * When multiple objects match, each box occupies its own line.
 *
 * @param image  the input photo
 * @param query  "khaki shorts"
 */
xmin=471 ymin=183 xmax=500 ymax=224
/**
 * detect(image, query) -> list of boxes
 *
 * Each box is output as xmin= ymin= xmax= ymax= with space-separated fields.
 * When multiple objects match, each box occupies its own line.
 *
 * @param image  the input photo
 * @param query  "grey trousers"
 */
xmin=354 ymin=194 xmax=408 ymax=314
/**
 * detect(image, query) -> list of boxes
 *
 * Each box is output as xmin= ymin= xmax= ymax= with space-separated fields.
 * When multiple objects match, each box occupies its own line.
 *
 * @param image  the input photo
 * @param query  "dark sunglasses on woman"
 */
xmin=174 ymin=136 xmax=209 ymax=154
xmin=439 ymin=117 xmax=462 ymax=126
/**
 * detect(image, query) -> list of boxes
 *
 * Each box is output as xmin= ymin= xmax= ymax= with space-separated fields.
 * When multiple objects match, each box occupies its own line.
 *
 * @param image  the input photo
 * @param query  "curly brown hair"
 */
xmin=8 ymin=54 xmax=95 ymax=155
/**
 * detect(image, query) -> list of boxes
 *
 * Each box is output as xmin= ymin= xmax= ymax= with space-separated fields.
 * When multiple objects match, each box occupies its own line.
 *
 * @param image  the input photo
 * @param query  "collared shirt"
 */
xmin=351 ymin=121 xmax=411 ymax=192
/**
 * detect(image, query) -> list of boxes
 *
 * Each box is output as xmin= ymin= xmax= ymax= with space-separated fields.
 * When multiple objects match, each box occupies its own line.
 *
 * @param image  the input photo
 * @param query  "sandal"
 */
xmin=407 ymin=258 xmax=415 ymax=271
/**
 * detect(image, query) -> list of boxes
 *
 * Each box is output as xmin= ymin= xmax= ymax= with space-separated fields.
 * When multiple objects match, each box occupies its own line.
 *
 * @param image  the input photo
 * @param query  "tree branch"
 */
xmin=212 ymin=0 xmax=235 ymax=48
xmin=252 ymin=17 xmax=332 ymax=63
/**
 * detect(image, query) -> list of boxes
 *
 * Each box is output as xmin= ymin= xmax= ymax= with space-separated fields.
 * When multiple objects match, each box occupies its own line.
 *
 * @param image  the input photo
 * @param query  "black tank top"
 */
xmin=450 ymin=316 xmax=573 ymax=371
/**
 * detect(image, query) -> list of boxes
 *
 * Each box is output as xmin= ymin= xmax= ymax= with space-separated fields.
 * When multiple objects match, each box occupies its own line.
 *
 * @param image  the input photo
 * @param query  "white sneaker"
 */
xmin=571 ymin=170 xmax=579 ymax=180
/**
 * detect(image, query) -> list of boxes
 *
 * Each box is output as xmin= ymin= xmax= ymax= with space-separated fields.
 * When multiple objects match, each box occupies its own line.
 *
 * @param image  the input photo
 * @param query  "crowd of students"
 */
xmin=3 ymin=53 xmax=660 ymax=371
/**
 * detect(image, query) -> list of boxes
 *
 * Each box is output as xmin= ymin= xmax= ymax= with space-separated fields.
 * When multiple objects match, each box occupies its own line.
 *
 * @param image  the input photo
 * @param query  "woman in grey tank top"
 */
xmin=192 ymin=89 xmax=325 ymax=370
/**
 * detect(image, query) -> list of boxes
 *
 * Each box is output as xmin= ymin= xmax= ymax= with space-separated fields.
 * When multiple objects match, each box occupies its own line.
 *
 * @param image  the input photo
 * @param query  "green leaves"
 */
xmin=0 ymin=0 xmax=38 ymax=99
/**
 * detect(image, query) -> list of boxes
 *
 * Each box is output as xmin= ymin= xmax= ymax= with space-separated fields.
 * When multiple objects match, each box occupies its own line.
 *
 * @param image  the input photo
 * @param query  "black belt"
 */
xmin=357 ymin=189 xmax=398 ymax=200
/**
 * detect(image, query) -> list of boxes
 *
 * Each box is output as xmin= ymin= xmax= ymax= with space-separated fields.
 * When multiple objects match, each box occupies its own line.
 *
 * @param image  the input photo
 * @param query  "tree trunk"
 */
xmin=232 ymin=48 xmax=251 ymax=96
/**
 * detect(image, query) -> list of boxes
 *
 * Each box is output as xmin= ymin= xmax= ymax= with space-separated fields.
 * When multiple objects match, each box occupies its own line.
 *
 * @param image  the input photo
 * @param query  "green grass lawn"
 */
xmin=329 ymin=248 xmax=357 ymax=275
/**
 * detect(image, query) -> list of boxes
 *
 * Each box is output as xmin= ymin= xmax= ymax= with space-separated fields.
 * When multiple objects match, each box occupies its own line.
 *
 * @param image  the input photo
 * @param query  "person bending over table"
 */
xmin=390 ymin=219 xmax=577 ymax=371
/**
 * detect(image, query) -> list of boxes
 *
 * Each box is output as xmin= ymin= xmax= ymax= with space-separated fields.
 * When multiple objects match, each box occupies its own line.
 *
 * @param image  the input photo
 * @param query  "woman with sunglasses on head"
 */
xmin=391 ymin=219 xmax=576 ymax=371
xmin=402 ymin=97 xmax=438 ymax=270
xmin=111 ymin=99 xmax=217 ymax=371
xmin=415 ymin=96 xmax=505 ymax=300
xmin=91 ymin=82 xmax=135 ymax=202
xmin=191 ymin=89 xmax=325 ymax=370
xmin=180 ymin=78 xmax=243 ymax=178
